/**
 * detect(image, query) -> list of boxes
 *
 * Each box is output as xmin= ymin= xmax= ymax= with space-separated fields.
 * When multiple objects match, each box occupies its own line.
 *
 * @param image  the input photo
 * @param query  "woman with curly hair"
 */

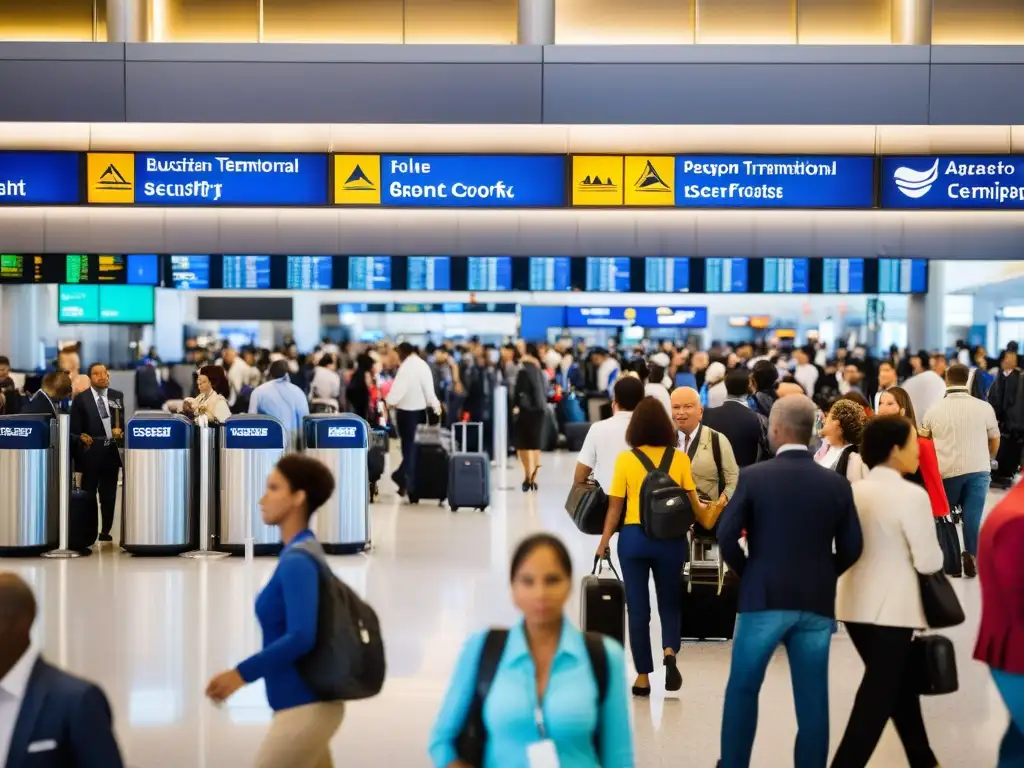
xmin=816 ymin=398 xmax=868 ymax=483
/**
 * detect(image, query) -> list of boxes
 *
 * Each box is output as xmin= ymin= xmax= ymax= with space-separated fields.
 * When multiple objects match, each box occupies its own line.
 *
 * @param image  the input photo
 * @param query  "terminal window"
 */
xmin=0 ymin=0 xmax=104 ymax=42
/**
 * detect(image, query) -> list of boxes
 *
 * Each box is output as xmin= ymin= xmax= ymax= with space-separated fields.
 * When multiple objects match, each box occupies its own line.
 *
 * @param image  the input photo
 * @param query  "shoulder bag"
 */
xmin=909 ymin=634 xmax=959 ymax=696
xmin=918 ymin=570 xmax=966 ymax=629
xmin=565 ymin=476 xmax=609 ymax=536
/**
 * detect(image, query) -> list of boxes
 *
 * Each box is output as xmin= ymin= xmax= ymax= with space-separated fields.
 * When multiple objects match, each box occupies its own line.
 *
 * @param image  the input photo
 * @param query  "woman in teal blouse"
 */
xmin=429 ymin=534 xmax=634 ymax=768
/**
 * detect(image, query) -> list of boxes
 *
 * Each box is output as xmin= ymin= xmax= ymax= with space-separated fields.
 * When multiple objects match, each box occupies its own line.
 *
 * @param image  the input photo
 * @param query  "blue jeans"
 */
xmin=942 ymin=471 xmax=990 ymax=557
xmin=616 ymin=524 xmax=687 ymax=674
xmin=992 ymin=669 xmax=1024 ymax=767
xmin=721 ymin=610 xmax=833 ymax=768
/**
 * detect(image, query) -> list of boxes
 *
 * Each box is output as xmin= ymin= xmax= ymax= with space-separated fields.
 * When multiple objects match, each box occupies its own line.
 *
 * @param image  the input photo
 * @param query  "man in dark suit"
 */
xmin=702 ymin=369 xmax=769 ymax=468
xmin=69 ymin=364 xmax=124 ymax=543
xmin=0 ymin=573 xmax=122 ymax=767
xmin=18 ymin=372 xmax=71 ymax=418
xmin=716 ymin=394 xmax=863 ymax=768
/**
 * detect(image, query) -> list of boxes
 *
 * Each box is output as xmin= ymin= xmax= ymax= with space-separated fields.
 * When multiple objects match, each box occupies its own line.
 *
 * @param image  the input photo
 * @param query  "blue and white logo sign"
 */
xmin=304 ymin=416 xmax=368 ymax=449
xmin=674 ymin=155 xmax=875 ymax=208
xmin=882 ymin=156 xmax=1024 ymax=209
xmin=126 ymin=417 xmax=191 ymax=449
xmin=566 ymin=306 xmax=708 ymax=328
xmin=0 ymin=152 xmax=79 ymax=205
xmin=0 ymin=418 xmax=51 ymax=450
xmin=224 ymin=418 xmax=285 ymax=450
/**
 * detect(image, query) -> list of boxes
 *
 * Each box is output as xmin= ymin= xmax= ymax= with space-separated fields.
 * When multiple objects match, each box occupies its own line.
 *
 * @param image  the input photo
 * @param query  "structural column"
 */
xmin=518 ymin=0 xmax=555 ymax=44
xmin=106 ymin=0 xmax=144 ymax=42
xmin=923 ymin=261 xmax=948 ymax=352
xmin=891 ymin=0 xmax=932 ymax=45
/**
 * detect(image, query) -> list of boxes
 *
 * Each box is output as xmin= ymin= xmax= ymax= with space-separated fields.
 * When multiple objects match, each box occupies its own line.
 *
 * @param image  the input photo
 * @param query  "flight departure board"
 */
xmin=407 ymin=256 xmax=451 ymax=290
xmin=585 ymin=258 xmax=630 ymax=292
xmin=645 ymin=258 xmax=690 ymax=292
xmin=878 ymin=258 xmax=927 ymax=294
xmin=170 ymin=255 xmax=211 ymax=289
xmin=705 ymin=258 xmax=748 ymax=293
xmin=0 ymin=255 xmax=25 ymax=281
xmin=823 ymin=259 xmax=865 ymax=294
xmin=286 ymin=256 xmax=332 ymax=289
xmin=349 ymin=256 xmax=392 ymax=290
xmin=763 ymin=258 xmax=809 ymax=293
xmin=467 ymin=257 xmax=512 ymax=291
xmin=528 ymin=257 xmax=571 ymax=291
xmin=126 ymin=254 xmax=160 ymax=285
xmin=222 ymin=255 xmax=271 ymax=289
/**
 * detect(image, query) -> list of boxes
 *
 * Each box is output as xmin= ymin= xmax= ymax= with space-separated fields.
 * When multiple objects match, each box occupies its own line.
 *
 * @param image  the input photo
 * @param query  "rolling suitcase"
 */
xmin=368 ymin=428 xmax=388 ymax=502
xmin=680 ymin=535 xmax=738 ymax=641
xmin=69 ymin=478 xmax=98 ymax=553
xmin=448 ymin=423 xmax=490 ymax=513
xmin=565 ymin=422 xmax=592 ymax=452
xmin=580 ymin=556 xmax=626 ymax=646
xmin=408 ymin=425 xmax=450 ymax=505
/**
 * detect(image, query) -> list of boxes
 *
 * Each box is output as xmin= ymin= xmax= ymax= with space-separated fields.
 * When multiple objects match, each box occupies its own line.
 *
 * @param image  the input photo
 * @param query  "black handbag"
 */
xmin=934 ymin=516 xmax=962 ymax=577
xmin=918 ymin=571 xmax=966 ymax=629
xmin=565 ymin=478 xmax=609 ymax=535
xmin=909 ymin=634 xmax=959 ymax=696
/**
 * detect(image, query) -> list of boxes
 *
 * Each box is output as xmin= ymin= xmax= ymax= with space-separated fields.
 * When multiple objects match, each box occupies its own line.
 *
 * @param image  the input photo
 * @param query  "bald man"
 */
xmin=777 ymin=380 xmax=807 ymax=399
xmin=0 ymin=573 xmax=122 ymax=768
xmin=670 ymin=387 xmax=739 ymax=512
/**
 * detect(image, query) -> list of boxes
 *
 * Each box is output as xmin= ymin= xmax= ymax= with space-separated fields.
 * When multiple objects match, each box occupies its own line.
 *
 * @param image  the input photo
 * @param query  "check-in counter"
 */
xmin=302 ymin=413 xmax=370 ymax=555
xmin=0 ymin=415 xmax=57 ymax=555
xmin=122 ymin=414 xmax=194 ymax=555
xmin=219 ymin=414 xmax=286 ymax=556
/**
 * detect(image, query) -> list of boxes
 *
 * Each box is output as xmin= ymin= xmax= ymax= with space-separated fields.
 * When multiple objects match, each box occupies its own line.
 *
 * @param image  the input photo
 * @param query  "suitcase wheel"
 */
xmin=450 ymin=506 xmax=459 ymax=513
xmin=409 ymin=496 xmax=419 ymax=504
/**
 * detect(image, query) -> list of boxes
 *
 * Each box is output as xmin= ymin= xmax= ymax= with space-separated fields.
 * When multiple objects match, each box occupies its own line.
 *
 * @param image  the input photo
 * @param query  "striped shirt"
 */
xmin=922 ymin=388 xmax=1000 ymax=478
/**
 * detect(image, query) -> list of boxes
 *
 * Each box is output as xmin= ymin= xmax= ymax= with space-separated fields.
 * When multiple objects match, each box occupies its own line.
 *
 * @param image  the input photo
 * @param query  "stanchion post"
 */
xmin=181 ymin=422 xmax=228 ymax=560
xmin=43 ymin=414 xmax=81 ymax=559
xmin=493 ymin=385 xmax=513 ymax=491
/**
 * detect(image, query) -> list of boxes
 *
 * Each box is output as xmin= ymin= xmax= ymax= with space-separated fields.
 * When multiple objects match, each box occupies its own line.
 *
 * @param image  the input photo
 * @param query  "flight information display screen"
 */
xmin=467 ymin=257 xmax=512 ymax=291
xmin=878 ymin=258 xmax=928 ymax=294
xmin=705 ymin=258 xmax=748 ymax=293
xmin=763 ymin=258 xmax=809 ymax=293
xmin=407 ymin=256 xmax=451 ymax=290
xmin=585 ymin=257 xmax=630 ymax=292
xmin=645 ymin=257 xmax=690 ymax=292
xmin=286 ymin=256 xmax=333 ymax=289
xmin=528 ymin=257 xmax=571 ymax=291
xmin=222 ymin=255 xmax=271 ymax=289
xmin=822 ymin=259 xmax=865 ymax=294
xmin=127 ymin=254 xmax=160 ymax=285
xmin=348 ymin=256 xmax=392 ymax=290
xmin=169 ymin=255 xmax=211 ymax=289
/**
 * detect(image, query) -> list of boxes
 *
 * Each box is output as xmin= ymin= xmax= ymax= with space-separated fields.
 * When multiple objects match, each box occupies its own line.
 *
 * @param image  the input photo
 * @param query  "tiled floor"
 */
xmin=1 ymin=451 xmax=1011 ymax=767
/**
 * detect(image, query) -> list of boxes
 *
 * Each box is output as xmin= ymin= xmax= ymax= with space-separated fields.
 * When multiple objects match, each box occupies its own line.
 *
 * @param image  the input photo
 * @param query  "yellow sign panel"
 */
xmin=571 ymin=156 xmax=623 ymax=206
xmin=87 ymin=153 xmax=135 ymax=204
xmin=334 ymin=155 xmax=381 ymax=205
xmin=624 ymin=156 xmax=674 ymax=206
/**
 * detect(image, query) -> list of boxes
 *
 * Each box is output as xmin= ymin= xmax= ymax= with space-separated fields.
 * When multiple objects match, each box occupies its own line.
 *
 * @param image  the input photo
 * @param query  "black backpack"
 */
xmin=634 ymin=447 xmax=694 ymax=540
xmin=457 ymin=629 xmax=608 ymax=766
xmin=291 ymin=539 xmax=386 ymax=701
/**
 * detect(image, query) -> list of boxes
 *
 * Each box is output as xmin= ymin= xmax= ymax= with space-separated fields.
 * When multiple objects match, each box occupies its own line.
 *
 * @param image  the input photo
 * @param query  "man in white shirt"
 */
xmin=872 ymin=360 xmax=898 ymax=412
xmin=592 ymin=349 xmax=621 ymax=395
xmin=923 ymin=364 xmax=1001 ymax=578
xmin=573 ymin=377 xmax=645 ymax=491
xmin=220 ymin=347 xmax=256 ymax=407
xmin=793 ymin=347 xmax=819 ymax=399
xmin=386 ymin=342 xmax=442 ymax=496
xmin=671 ymin=386 xmax=739 ymax=504
xmin=0 ymin=573 xmax=123 ymax=767
xmin=902 ymin=367 xmax=947 ymax=428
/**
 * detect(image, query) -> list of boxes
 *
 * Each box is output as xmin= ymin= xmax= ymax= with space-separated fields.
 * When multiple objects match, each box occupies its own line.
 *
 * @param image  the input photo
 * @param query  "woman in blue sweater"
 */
xmin=429 ymin=533 xmax=634 ymax=768
xmin=205 ymin=454 xmax=341 ymax=768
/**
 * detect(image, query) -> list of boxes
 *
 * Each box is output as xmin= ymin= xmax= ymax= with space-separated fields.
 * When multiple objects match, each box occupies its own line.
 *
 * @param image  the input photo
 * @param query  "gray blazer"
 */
xmin=679 ymin=424 xmax=740 ymax=501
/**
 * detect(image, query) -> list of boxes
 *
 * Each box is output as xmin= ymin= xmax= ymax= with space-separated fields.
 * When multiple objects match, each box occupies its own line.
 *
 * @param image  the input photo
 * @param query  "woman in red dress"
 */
xmin=876 ymin=387 xmax=948 ymax=517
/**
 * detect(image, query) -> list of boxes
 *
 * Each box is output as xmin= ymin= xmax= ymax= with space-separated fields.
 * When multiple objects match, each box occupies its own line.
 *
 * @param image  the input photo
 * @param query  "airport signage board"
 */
xmin=0 ymin=152 xmax=79 ymax=205
xmin=125 ymin=418 xmax=191 ymax=449
xmin=0 ymin=418 xmax=51 ymax=450
xmin=86 ymin=152 xmax=329 ymax=205
xmin=881 ymin=156 xmax=1024 ymax=209
xmin=334 ymin=155 xmax=566 ymax=207
xmin=565 ymin=306 xmax=708 ymax=328
xmin=224 ymin=418 xmax=286 ymax=450
xmin=304 ymin=416 xmax=368 ymax=450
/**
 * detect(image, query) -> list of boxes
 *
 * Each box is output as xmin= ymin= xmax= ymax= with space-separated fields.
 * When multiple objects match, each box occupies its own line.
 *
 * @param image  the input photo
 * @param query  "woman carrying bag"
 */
xmin=832 ymin=416 xmax=945 ymax=768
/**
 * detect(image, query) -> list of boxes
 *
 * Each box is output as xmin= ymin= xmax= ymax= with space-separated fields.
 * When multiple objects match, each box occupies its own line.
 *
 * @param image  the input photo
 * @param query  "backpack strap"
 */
xmin=582 ymin=632 xmax=609 ymax=757
xmin=711 ymin=430 xmax=725 ymax=497
xmin=657 ymin=446 xmax=676 ymax=473
xmin=834 ymin=445 xmax=855 ymax=478
xmin=631 ymin=448 xmax=656 ymax=473
xmin=470 ymin=628 xmax=509 ymax=727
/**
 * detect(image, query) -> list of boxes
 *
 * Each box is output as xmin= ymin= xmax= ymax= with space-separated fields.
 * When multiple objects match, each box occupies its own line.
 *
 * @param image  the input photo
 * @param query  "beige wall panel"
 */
xmin=154 ymin=0 xmax=258 ymax=42
xmin=88 ymin=122 xmax=333 ymax=151
xmin=403 ymin=0 xmax=517 ymax=44
xmin=262 ymin=0 xmax=404 ymax=43
xmin=695 ymin=0 xmax=796 ymax=43
xmin=555 ymin=0 xmax=695 ymax=44
xmin=933 ymin=0 xmax=1024 ymax=43
xmin=0 ymin=0 xmax=96 ymax=41
xmin=0 ymin=123 xmax=92 ymax=149
xmin=797 ymin=0 xmax=890 ymax=44
xmin=878 ymin=125 xmax=1013 ymax=154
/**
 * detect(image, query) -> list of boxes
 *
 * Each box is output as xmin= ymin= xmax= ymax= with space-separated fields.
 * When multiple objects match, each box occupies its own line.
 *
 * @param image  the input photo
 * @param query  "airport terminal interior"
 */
xmin=4 ymin=0 xmax=1024 ymax=766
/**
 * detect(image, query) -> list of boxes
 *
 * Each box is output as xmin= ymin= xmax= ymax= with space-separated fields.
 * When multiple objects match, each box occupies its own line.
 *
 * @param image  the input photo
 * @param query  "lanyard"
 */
xmin=534 ymin=706 xmax=547 ymax=740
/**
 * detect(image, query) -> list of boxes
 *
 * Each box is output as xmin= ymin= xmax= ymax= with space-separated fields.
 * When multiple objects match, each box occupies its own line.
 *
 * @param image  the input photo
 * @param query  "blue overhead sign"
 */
xmin=0 ymin=152 xmax=79 ymax=204
xmin=135 ymin=153 xmax=328 ymax=205
xmin=566 ymin=306 xmax=708 ymax=328
xmin=379 ymin=155 xmax=566 ymax=207
xmin=674 ymin=155 xmax=875 ymax=208
xmin=881 ymin=156 xmax=1024 ymax=209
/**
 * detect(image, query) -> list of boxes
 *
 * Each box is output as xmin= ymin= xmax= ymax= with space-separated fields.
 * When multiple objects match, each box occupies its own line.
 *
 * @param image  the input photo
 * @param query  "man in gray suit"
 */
xmin=671 ymin=386 xmax=739 ymax=506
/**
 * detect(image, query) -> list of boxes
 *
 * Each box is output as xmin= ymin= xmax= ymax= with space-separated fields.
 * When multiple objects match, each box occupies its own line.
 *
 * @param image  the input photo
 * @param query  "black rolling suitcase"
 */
xmin=69 ymin=479 xmax=98 ymax=553
xmin=368 ymin=428 xmax=388 ymax=501
xmin=680 ymin=535 xmax=738 ymax=641
xmin=408 ymin=425 xmax=450 ymax=505
xmin=448 ymin=423 xmax=490 ymax=513
xmin=580 ymin=556 xmax=626 ymax=646
xmin=565 ymin=422 xmax=592 ymax=452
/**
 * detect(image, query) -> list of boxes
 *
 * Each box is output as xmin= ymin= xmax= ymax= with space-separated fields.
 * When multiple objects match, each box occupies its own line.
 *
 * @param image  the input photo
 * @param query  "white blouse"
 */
xmin=816 ymin=442 xmax=868 ymax=484
xmin=184 ymin=391 xmax=232 ymax=424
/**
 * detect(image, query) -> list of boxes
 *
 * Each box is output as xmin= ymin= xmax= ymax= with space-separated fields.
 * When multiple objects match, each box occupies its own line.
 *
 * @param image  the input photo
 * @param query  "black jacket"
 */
xmin=19 ymin=390 xmax=60 ymax=417
xmin=514 ymin=362 xmax=548 ymax=413
xmin=69 ymin=388 xmax=124 ymax=469
xmin=702 ymin=400 xmax=767 ymax=468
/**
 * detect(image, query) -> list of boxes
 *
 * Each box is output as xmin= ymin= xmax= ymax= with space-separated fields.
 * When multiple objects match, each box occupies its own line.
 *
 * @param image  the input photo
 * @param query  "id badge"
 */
xmin=526 ymin=740 xmax=560 ymax=768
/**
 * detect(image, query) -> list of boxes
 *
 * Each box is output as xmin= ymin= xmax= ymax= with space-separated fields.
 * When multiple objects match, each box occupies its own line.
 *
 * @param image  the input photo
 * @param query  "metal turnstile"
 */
xmin=0 ymin=415 xmax=57 ymax=555
xmin=122 ymin=414 xmax=194 ymax=555
xmin=219 ymin=414 xmax=286 ymax=556
xmin=302 ymin=413 xmax=370 ymax=555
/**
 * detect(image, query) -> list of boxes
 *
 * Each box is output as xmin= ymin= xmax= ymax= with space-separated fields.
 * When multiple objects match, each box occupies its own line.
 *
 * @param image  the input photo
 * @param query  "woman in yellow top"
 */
xmin=596 ymin=397 xmax=722 ymax=697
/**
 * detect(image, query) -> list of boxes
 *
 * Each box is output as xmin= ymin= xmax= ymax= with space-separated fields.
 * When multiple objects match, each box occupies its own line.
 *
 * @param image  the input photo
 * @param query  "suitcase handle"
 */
xmin=453 ymin=421 xmax=484 ymax=453
xmin=591 ymin=555 xmax=621 ymax=581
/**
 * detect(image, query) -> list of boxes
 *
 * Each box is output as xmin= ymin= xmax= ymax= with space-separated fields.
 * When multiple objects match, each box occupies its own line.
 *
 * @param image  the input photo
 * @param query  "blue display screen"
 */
xmin=467 ymin=257 xmax=512 ymax=291
xmin=565 ymin=306 xmax=707 ymax=328
xmin=348 ymin=256 xmax=392 ymax=290
xmin=380 ymin=155 xmax=566 ymax=208
xmin=529 ymin=257 xmax=571 ymax=291
xmin=881 ymin=156 xmax=1024 ymax=209
xmin=0 ymin=152 xmax=80 ymax=204
xmin=674 ymin=156 xmax=875 ymax=208
xmin=222 ymin=255 xmax=271 ymax=289
xmin=878 ymin=259 xmax=928 ymax=294
xmin=645 ymin=258 xmax=690 ymax=292
xmin=585 ymin=258 xmax=630 ymax=292
xmin=705 ymin=258 xmax=748 ymax=293
xmin=127 ymin=254 xmax=160 ymax=285
xmin=407 ymin=256 xmax=451 ymax=290
xmin=170 ymin=256 xmax=210 ymax=289
xmin=287 ymin=256 xmax=332 ymax=289
xmin=134 ymin=153 xmax=328 ymax=205
xmin=763 ymin=258 xmax=809 ymax=293
xmin=823 ymin=259 xmax=865 ymax=294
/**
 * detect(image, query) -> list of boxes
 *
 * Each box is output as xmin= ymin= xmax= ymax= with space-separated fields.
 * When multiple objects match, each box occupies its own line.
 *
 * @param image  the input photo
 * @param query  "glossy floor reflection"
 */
xmin=2 ymin=451 xmax=1011 ymax=767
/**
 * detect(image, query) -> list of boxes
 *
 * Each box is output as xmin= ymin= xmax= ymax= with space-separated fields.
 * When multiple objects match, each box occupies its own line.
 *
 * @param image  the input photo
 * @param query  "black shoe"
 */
xmin=963 ymin=552 xmax=978 ymax=578
xmin=522 ymin=481 xmax=531 ymax=492
xmin=98 ymin=533 xmax=112 ymax=543
xmin=531 ymin=482 xmax=538 ymax=491
xmin=631 ymin=685 xmax=651 ymax=697
xmin=664 ymin=654 xmax=682 ymax=692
